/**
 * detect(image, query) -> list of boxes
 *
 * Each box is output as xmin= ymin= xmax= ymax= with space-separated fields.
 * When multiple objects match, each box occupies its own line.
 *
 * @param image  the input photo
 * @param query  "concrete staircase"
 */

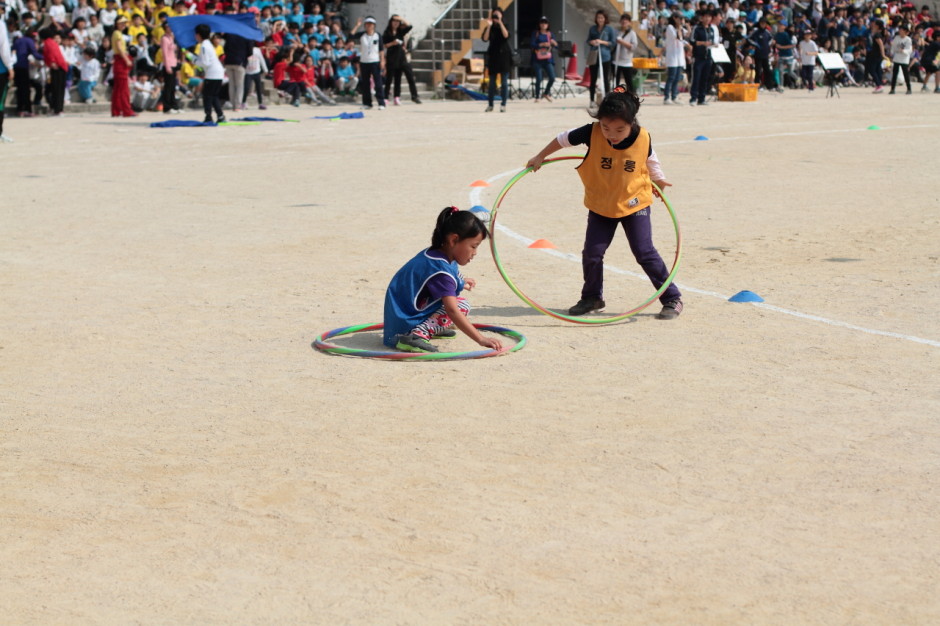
xmin=411 ymin=0 xmax=514 ymax=88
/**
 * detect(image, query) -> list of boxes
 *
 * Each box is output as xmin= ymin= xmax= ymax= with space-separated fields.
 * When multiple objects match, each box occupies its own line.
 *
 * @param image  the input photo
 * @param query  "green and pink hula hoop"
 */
xmin=313 ymin=322 xmax=526 ymax=360
xmin=489 ymin=155 xmax=683 ymax=325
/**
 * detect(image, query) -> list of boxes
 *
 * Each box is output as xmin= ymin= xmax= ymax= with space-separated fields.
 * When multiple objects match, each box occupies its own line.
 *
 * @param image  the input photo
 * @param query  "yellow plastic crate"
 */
xmin=632 ymin=58 xmax=660 ymax=69
xmin=717 ymin=83 xmax=758 ymax=102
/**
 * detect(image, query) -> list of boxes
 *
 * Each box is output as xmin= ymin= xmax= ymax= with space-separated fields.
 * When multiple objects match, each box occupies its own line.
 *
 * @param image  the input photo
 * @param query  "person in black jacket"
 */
xmin=222 ymin=5 xmax=253 ymax=111
xmin=748 ymin=18 xmax=780 ymax=91
xmin=382 ymin=14 xmax=421 ymax=105
xmin=481 ymin=7 xmax=512 ymax=112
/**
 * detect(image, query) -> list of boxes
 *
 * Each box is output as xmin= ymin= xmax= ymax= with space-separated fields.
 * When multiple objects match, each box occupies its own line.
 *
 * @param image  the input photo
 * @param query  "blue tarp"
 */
xmin=167 ymin=14 xmax=263 ymax=49
xmin=312 ymin=111 xmax=364 ymax=120
xmin=150 ymin=120 xmax=216 ymax=128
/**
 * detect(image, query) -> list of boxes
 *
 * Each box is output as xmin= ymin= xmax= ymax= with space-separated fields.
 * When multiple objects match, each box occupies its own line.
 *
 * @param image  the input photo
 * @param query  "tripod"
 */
xmin=554 ymin=40 xmax=577 ymax=99
xmin=825 ymin=71 xmax=840 ymax=98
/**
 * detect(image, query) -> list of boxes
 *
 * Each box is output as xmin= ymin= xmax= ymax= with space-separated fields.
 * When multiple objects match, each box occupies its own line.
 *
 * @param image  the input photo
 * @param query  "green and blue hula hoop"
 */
xmin=489 ymin=155 xmax=683 ymax=324
xmin=313 ymin=322 xmax=526 ymax=360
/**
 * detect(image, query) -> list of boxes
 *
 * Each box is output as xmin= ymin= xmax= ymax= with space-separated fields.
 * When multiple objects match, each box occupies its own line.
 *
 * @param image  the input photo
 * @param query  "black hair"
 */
xmin=194 ymin=23 xmax=211 ymax=40
xmin=592 ymin=87 xmax=642 ymax=127
xmin=430 ymin=207 xmax=488 ymax=250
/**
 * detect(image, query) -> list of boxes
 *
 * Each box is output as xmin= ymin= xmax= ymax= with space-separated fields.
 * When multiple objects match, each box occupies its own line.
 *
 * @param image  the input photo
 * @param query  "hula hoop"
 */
xmin=489 ymin=155 xmax=683 ymax=324
xmin=313 ymin=322 xmax=526 ymax=360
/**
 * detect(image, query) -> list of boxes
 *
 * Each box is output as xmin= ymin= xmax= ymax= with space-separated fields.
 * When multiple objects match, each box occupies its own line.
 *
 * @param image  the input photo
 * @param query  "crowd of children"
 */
xmin=0 ymin=0 xmax=422 ymax=122
xmin=633 ymin=0 xmax=939 ymax=100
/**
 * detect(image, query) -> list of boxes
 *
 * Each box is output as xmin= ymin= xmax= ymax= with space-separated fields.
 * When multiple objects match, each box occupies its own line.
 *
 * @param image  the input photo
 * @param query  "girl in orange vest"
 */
xmin=525 ymin=86 xmax=683 ymax=319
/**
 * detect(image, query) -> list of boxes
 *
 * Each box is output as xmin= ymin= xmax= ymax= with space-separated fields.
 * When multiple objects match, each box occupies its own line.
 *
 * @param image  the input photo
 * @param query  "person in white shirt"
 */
xmin=131 ymin=70 xmax=160 ymax=110
xmin=194 ymin=23 xmax=225 ymax=123
xmin=242 ymin=45 xmax=268 ymax=109
xmin=99 ymin=0 xmax=117 ymax=35
xmin=797 ymin=30 xmax=818 ymax=91
xmin=349 ymin=15 xmax=385 ymax=109
xmin=0 ymin=0 xmax=13 ymax=143
xmin=614 ymin=12 xmax=638 ymax=91
xmin=889 ymin=23 xmax=912 ymax=94
xmin=663 ymin=15 xmax=689 ymax=104
xmin=77 ymin=47 xmax=100 ymax=102
xmin=48 ymin=0 xmax=70 ymax=30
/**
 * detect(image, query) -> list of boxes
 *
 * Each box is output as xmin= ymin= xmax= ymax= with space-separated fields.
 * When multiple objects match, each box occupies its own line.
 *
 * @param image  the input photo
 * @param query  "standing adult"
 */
xmin=382 ymin=14 xmax=420 ymax=105
xmin=110 ymin=15 xmax=135 ymax=116
xmin=195 ymin=23 xmax=224 ymax=123
xmin=613 ymin=12 xmax=638 ymax=92
xmin=689 ymin=11 xmax=715 ymax=105
xmin=349 ymin=16 xmax=385 ymax=110
xmin=529 ymin=16 xmax=556 ymax=102
xmin=586 ymin=9 xmax=615 ymax=102
xmin=748 ymin=18 xmax=780 ymax=91
xmin=12 ymin=29 xmax=41 ymax=117
xmin=0 ymin=0 xmax=12 ymax=142
xmin=867 ymin=19 xmax=886 ymax=93
xmin=159 ymin=20 xmax=180 ymax=113
xmin=773 ymin=20 xmax=796 ymax=88
xmin=42 ymin=27 xmax=69 ymax=115
xmin=222 ymin=5 xmax=251 ymax=112
xmin=663 ymin=15 xmax=688 ymax=104
xmin=481 ymin=7 xmax=512 ymax=112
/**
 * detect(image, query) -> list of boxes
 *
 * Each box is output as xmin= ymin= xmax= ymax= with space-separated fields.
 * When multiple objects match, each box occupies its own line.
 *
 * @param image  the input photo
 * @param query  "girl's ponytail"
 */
xmin=593 ymin=85 xmax=642 ymax=127
xmin=430 ymin=207 xmax=488 ymax=249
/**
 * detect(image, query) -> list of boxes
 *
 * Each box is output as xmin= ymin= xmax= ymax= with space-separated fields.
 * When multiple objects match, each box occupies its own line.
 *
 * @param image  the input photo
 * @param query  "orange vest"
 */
xmin=576 ymin=123 xmax=652 ymax=218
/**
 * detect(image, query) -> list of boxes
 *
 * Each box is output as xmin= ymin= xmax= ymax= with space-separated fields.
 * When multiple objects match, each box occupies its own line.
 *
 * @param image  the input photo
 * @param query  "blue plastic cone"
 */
xmin=695 ymin=135 xmax=709 ymax=141
xmin=729 ymin=290 xmax=764 ymax=303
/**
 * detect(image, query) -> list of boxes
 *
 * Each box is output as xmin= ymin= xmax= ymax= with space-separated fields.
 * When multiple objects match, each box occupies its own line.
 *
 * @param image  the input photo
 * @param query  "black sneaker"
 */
xmin=395 ymin=333 xmax=439 ymax=353
xmin=568 ymin=297 xmax=606 ymax=316
xmin=217 ymin=115 xmax=226 ymax=124
xmin=433 ymin=328 xmax=457 ymax=339
xmin=657 ymin=299 xmax=683 ymax=320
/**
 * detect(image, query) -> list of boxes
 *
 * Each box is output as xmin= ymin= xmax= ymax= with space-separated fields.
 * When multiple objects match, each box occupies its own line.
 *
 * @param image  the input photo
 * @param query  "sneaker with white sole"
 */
xmin=568 ymin=297 xmax=606 ymax=316
xmin=657 ymin=299 xmax=683 ymax=320
xmin=395 ymin=333 xmax=439 ymax=353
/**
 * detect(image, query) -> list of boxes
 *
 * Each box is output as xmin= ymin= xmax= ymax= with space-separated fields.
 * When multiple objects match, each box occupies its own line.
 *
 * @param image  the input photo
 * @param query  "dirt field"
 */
xmin=2 ymin=89 xmax=938 ymax=624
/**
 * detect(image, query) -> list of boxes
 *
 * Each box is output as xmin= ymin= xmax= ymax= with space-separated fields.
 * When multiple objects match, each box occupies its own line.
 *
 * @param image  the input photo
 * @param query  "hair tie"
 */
xmin=450 ymin=206 xmax=459 ymax=214
xmin=612 ymin=85 xmax=627 ymax=94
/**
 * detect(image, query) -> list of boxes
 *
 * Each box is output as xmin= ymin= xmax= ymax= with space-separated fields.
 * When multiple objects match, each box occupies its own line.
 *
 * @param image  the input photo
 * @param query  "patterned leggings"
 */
xmin=411 ymin=297 xmax=471 ymax=339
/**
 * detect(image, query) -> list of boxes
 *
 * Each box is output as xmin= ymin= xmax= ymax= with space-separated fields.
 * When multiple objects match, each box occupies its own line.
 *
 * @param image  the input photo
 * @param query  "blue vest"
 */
xmin=383 ymin=249 xmax=463 ymax=347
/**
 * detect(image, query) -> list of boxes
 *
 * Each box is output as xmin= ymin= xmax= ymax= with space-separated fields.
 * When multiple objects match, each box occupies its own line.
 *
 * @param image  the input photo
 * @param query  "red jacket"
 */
xmin=43 ymin=38 xmax=68 ymax=70
xmin=272 ymin=60 xmax=288 ymax=85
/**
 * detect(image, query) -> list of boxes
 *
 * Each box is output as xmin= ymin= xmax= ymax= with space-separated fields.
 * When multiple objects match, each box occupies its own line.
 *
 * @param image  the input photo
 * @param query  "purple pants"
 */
xmin=581 ymin=209 xmax=681 ymax=303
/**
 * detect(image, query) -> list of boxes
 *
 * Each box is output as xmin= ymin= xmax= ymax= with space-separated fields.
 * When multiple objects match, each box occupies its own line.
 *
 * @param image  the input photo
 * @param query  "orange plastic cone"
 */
xmin=528 ymin=239 xmax=556 ymax=249
xmin=470 ymin=180 xmax=490 ymax=187
xmin=576 ymin=64 xmax=592 ymax=88
xmin=565 ymin=43 xmax=581 ymax=80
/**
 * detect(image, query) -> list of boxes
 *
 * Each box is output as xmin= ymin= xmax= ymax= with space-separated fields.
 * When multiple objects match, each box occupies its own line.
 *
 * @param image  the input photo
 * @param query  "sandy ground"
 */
xmin=2 ymin=89 xmax=939 ymax=624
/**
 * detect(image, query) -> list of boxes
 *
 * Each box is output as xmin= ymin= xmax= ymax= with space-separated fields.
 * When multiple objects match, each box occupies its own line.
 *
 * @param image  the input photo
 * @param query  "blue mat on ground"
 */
xmin=150 ymin=120 xmax=216 ymax=128
xmin=312 ymin=111 xmax=364 ymax=120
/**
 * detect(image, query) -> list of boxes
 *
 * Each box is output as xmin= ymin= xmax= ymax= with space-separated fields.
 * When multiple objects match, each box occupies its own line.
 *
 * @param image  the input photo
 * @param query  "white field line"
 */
xmin=469 ymin=125 xmax=940 ymax=348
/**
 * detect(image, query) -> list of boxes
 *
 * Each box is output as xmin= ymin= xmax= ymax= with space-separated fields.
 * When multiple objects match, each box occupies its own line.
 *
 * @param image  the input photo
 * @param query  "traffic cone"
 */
xmin=565 ymin=43 xmax=581 ymax=81
xmin=577 ymin=65 xmax=592 ymax=88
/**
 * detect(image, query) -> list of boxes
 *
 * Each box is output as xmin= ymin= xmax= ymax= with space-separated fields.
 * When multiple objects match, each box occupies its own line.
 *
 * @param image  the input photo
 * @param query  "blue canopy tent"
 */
xmin=166 ymin=14 xmax=263 ymax=49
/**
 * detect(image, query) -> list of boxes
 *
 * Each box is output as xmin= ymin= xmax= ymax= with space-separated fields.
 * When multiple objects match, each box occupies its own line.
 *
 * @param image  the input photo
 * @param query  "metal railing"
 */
xmin=429 ymin=0 xmax=494 ymax=99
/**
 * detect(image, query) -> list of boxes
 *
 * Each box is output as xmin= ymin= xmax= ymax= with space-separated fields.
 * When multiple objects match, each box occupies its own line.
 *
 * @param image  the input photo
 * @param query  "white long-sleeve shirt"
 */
xmin=197 ymin=39 xmax=224 ymax=79
xmin=246 ymin=47 xmax=268 ymax=75
xmin=890 ymin=35 xmax=912 ymax=64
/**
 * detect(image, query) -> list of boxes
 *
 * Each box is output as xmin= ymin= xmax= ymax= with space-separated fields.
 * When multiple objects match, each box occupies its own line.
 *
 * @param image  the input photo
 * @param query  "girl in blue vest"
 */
xmin=525 ymin=86 xmax=683 ymax=320
xmin=384 ymin=207 xmax=503 ymax=353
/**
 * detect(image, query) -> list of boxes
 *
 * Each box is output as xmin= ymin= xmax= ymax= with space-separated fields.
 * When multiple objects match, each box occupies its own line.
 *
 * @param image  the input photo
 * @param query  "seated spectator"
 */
xmin=87 ymin=14 xmax=105 ymax=48
xmin=334 ymin=54 xmax=358 ymax=94
xmin=271 ymin=51 xmax=303 ymax=106
xmin=131 ymin=69 xmax=161 ymax=110
xmin=301 ymin=54 xmax=336 ymax=105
